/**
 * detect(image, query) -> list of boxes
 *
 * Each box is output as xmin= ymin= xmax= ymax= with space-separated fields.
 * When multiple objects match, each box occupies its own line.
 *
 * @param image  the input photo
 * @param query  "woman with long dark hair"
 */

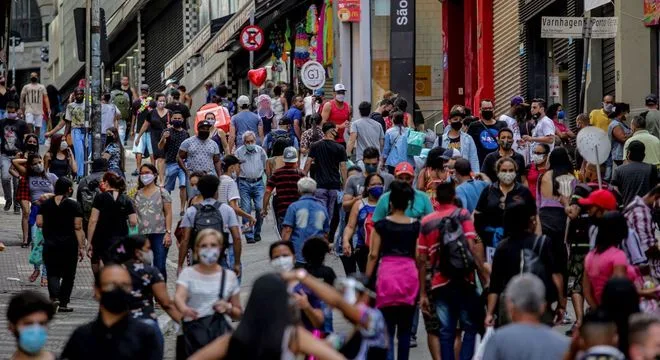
xmin=190 ymin=273 xmax=343 ymax=360
xmin=86 ymin=171 xmax=136 ymax=276
xmin=600 ymin=277 xmax=640 ymax=358
xmin=15 ymin=134 xmax=40 ymax=247
xmin=102 ymin=126 xmax=125 ymax=177
xmin=383 ymin=111 xmax=411 ymax=175
xmin=44 ymin=133 xmax=76 ymax=178
xmin=527 ymin=143 xmax=550 ymax=201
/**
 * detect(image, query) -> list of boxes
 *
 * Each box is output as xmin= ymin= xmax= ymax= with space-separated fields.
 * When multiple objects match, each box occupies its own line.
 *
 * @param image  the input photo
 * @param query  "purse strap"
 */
xmin=218 ymin=268 xmax=226 ymax=300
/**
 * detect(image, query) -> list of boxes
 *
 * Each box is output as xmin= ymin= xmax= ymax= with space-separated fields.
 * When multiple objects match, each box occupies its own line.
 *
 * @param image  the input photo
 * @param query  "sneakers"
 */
xmin=131 ymin=169 xmax=139 ymax=177
xmin=3 ymin=198 xmax=12 ymax=211
xmin=58 ymin=306 xmax=74 ymax=313
xmin=52 ymin=300 xmax=60 ymax=313
xmin=246 ymin=239 xmax=256 ymax=244
xmin=410 ymin=336 xmax=418 ymax=348
xmin=13 ymin=207 xmax=20 ymax=215
xmin=254 ymin=234 xmax=262 ymax=242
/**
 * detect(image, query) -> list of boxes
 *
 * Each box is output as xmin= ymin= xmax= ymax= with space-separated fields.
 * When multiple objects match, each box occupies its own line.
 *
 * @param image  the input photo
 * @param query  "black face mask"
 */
xmin=532 ymin=113 xmax=541 ymax=120
xmin=25 ymin=144 xmax=38 ymax=153
xmin=106 ymin=135 xmax=114 ymax=142
xmin=381 ymin=110 xmax=390 ymax=118
xmin=172 ymin=120 xmax=184 ymax=128
xmin=75 ymin=96 xmax=84 ymax=104
xmin=481 ymin=110 xmax=494 ymax=120
xmin=30 ymin=77 xmax=38 ymax=83
xmin=198 ymin=131 xmax=210 ymax=140
xmin=100 ymin=288 xmax=131 ymax=314
xmin=450 ymin=121 xmax=463 ymax=131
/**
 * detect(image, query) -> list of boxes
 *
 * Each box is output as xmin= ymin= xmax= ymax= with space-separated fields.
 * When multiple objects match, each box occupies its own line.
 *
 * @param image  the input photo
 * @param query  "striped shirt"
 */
xmin=235 ymin=145 xmax=267 ymax=179
xmin=624 ymin=196 xmax=659 ymax=280
xmin=267 ymin=166 xmax=305 ymax=217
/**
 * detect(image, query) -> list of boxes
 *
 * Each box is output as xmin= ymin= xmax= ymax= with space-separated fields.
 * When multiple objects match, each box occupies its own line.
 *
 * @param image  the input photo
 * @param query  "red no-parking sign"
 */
xmin=240 ymin=25 xmax=265 ymax=52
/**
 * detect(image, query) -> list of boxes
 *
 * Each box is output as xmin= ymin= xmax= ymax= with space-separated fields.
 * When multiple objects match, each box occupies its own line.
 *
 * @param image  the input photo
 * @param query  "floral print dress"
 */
xmin=135 ymin=187 xmax=171 ymax=235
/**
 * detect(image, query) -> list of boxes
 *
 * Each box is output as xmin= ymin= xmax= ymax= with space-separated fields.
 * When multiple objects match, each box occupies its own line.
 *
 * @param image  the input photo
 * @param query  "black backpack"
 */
xmin=435 ymin=209 xmax=476 ymax=280
xmin=190 ymin=201 xmax=226 ymax=250
xmin=270 ymin=131 xmax=293 ymax=156
xmin=79 ymin=179 xmax=102 ymax=223
xmin=519 ymin=235 xmax=548 ymax=278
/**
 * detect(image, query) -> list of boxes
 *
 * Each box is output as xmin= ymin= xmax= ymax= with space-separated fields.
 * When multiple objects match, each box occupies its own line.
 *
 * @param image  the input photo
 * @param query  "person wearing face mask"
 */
xmin=434 ymin=107 xmax=480 ymax=172
xmin=474 ymin=157 xmax=537 ymax=260
xmin=100 ymin=92 xmax=121 ymax=146
xmin=285 ymin=95 xmax=305 ymax=140
xmin=262 ymin=147 xmax=305 ymax=232
xmin=7 ymin=291 xmax=56 ymax=360
xmin=467 ymin=99 xmax=508 ymax=165
xmin=20 ymin=72 xmax=50 ymax=139
xmin=229 ymin=95 xmax=264 ymax=151
xmin=342 ymin=173 xmax=383 ymax=274
xmin=61 ymin=265 xmax=163 ymax=359
xmin=590 ymin=94 xmax=616 ymax=133
xmin=13 ymin=153 xmax=58 ymax=286
xmin=481 ymin=128 xmax=527 ymax=184
xmin=607 ymin=103 xmax=632 ymax=171
xmin=136 ymin=93 xmax=171 ymax=183
xmin=383 ymin=111 xmax=414 ymax=174
xmin=344 ymin=147 xmax=394 ymax=213
xmin=15 ymin=134 xmax=40 ymax=247
xmin=347 ymin=101 xmax=385 ymax=168
xmin=178 ymin=119 xmax=222 ymax=180
xmin=372 ymin=162 xmax=433 ymax=222
xmin=219 ymin=154 xmax=256 ymax=230
xmin=159 ymin=111 xmax=190 ymax=214
xmin=522 ymin=98 xmax=556 ymax=158
xmin=263 ymin=116 xmax=298 ymax=156
xmin=57 ymin=88 xmax=88 ymax=179
xmin=165 ymin=90 xmax=191 ymax=130
xmin=36 ymin=177 xmax=84 ymax=313
xmin=234 ymin=131 xmax=267 ymax=243
xmin=101 ymin=127 xmax=125 ymax=178
xmin=321 ymin=84 xmax=352 ymax=147
xmin=134 ymin=164 xmax=173 ymax=281
xmin=174 ymin=229 xmax=243 ymax=357
xmin=370 ymin=98 xmax=393 ymax=132
xmin=548 ymin=103 xmax=576 ymax=148
xmin=44 ymin=133 xmax=76 ymax=179
xmin=0 ymin=101 xmax=28 ymax=212
xmin=527 ymin=143 xmax=550 ymax=201
xmin=109 ymin=235 xmax=181 ymax=348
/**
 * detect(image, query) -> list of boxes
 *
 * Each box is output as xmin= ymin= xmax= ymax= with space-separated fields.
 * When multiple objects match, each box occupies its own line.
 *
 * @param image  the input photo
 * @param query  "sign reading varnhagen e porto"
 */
xmin=541 ymin=16 xmax=617 ymax=39
xmin=390 ymin=0 xmax=415 ymax=111
xmin=337 ymin=0 xmax=360 ymax=22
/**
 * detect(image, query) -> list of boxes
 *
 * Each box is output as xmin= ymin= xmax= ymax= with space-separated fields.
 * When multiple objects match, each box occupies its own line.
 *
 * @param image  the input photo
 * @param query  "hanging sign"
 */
xmin=541 ymin=16 xmax=617 ymax=39
xmin=240 ymin=25 xmax=265 ymax=52
xmin=337 ymin=0 xmax=361 ymax=22
xmin=644 ymin=0 xmax=660 ymax=26
xmin=301 ymin=61 xmax=326 ymax=90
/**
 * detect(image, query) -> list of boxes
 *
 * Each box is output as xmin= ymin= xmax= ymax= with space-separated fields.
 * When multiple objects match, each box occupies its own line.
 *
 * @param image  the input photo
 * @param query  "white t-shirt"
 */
xmin=176 ymin=267 xmax=240 ymax=321
xmin=179 ymin=199 xmax=240 ymax=243
xmin=218 ymin=175 xmax=240 ymax=204
xmin=532 ymin=115 xmax=556 ymax=152
xmin=101 ymin=103 xmax=120 ymax=133
xmin=499 ymin=114 xmax=525 ymax=157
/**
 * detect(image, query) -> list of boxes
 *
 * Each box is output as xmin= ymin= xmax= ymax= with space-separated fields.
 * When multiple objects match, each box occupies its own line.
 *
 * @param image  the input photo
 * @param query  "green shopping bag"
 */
xmin=29 ymin=227 xmax=44 ymax=266
xmin=407 ymin=130 xmax=425 ymax=156
xmin=128 ymin=224 xmax=139 ymax=236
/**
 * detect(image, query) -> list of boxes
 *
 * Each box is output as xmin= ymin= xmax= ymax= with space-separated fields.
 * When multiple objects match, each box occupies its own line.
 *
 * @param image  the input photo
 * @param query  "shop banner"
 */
xmin=337 ymin=0 xmax=360 ymax=22
xmin=390 ymin=0 xmax=415 ymax=110
xmin=644 ymin=0 xmax=660 ymax=27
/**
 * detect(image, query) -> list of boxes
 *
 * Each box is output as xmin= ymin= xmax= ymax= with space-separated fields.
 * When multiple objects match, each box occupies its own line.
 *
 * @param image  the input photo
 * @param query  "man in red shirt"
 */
xmin=417 ymin=181 xmax=486 ymax=360
xmin=321 ymin=84 xmax=351 ymax=147
xmin=262 ymin=146 xmax=305 ymax=233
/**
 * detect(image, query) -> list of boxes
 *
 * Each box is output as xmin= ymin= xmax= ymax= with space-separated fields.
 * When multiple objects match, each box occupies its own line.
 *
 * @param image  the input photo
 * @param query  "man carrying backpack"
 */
xmin=417 ymin=181 xmax=485 ymax=360
xmin=110 ymin=81 xmax=131 ymax=145
xmin=177 ymin=175 xmax=242 ymax=277
xmin=263 ymin=116 xmax=299 ymax=155
xmin=76 ymin=158 xmax=108 ymax=237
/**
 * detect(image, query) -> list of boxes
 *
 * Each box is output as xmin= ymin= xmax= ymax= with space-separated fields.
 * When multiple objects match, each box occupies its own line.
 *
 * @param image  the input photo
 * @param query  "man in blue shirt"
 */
xmin=281 ymin=177 xmax=329 ymax=266
xmin=229 ymin=95 xmax=264 ymax=149
xmin=454 ymin=158 xmax=488 ymax=213
xmin=263 ymin=116 xmax=299 ymax=155
xmin=285 ymin=95 xmax=304 ymax=140
xmin=204 ymin=80 xmax=216 ymax=104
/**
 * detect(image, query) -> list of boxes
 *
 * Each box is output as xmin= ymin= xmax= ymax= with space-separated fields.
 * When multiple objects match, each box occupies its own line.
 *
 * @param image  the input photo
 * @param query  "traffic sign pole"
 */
xmin=578 ymin=18 xmax=593 ymax=116
xmin=249 ymin=11 xmax=255 ymax=102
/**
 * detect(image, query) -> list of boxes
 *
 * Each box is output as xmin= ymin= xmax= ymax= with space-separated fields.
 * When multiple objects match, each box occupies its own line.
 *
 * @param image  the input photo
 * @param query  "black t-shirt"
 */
xmin=0 ymin=90 xmax=8 ymax=110
xmin=148 ymin=109 xmax=171 ymax=159
xmin=369 ymin=112 xmax=387 ymax=132
xmin=92 ymin=192 xmax=135 ymax=248
xmin=309 ymin=139 xmax=347 ymax=190
xmin=126 ymin=260 xmax=164 ymax=320
xmin=467 ymin=120 xmax=508 ymax=165
xmin=481 ymin=151 xmax=527 ymax=183
xmin=305 ymin=264 xmax=337 ymax=286
xmin=163 ymin=128 xmax=189 ymax=164
xmin=38 ymin=197 xmax=82 ymax=247
xmin=165 ymin=102 xmax=191 ymax=122
xmin=0 ymin=118 xmax=28 ymax=156
xmin=375 ymin=219 xmax=420 ymax=258
xmin=474 ymin=183 xmax=536 ymax=247
xmin=447 ymin=134 xmax=461 ymax=152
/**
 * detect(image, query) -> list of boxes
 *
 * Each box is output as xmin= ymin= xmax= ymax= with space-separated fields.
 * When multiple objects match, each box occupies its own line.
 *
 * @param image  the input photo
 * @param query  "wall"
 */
xmin=493 ymin=0 xmax=520 ymax=115
xmin=415 ymin=0 xmax=443 ymax=118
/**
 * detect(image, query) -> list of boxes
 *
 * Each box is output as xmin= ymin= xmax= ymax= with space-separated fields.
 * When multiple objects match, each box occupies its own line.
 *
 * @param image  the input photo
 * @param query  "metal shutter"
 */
xmin=144 ymin=0 xmax=184 ymax=93
xmin=494 ymin=0 xmax=521 ymax=115
xmin=601 ymin=2 xmax=615 ymax=98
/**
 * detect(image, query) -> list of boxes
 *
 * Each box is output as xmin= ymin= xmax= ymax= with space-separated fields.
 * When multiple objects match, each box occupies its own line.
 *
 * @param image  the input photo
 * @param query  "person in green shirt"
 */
xmin=372 ymin=162 xmax=433 ymax=222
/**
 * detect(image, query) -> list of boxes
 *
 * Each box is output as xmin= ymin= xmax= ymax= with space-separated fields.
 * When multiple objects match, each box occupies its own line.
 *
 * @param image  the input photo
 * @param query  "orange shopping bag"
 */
xmin=195 ymin=104 xmax=231 ymax=134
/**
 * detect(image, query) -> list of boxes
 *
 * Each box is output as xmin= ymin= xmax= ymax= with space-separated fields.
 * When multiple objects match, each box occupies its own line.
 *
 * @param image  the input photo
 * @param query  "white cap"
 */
xmin=165 ymin=78 xmax=178 ymax=86
xmin=237 ymin=95 xmax=250 ymax=107
xmin=334 ymin=83 xmax=346 ymax=92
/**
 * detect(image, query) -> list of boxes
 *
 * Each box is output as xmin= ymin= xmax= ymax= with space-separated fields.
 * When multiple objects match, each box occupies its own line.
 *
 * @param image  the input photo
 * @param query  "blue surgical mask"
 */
xmin=246 ymin=144 xmax=256 ymax=151
xmin=557 ymin=110 xmax=565 ymax=120
xmin=364 ymin=164 xmax=378 ymax=174
xmin=368 ymin=185 xmax=384 ymax=199
xmin=18 ymin=324 xmax=48 ymax=355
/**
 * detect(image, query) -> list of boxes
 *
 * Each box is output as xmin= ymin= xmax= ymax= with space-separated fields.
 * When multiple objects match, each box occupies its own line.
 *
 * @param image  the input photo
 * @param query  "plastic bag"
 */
xmin=29 ymin=226 xmax=44 ymax=266
xmin=473 ymin=327 xmax=495 ymax=360
xmin=407 ymin=130 xmax=425 ymax=156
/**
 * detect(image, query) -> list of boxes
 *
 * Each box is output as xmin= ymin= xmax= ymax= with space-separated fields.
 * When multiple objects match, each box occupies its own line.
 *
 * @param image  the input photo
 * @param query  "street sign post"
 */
xmin=240 ymin=25 xmax=264 ymax=52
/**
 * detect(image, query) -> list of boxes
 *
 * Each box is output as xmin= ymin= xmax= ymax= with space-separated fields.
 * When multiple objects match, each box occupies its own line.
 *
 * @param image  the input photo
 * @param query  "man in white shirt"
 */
xmin=523 ymin=98 xmax=555 ymax=154
xmin=219 ymin=154 xmax=255 ymax=225
xmin=101 ymin=93 xmax=120 ymax=145
xmin=347 ymin=101 xmax=385 ymax=169
xmin=499 ymin=95 xmax=525 ymax=156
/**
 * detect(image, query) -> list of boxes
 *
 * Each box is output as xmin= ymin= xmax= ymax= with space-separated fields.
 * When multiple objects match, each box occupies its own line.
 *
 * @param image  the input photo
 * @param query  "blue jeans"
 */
xmin=140 ymin=318 xmax=164 ymax=352
xmin=164 ymin=162 xmax=187 ymax=192
xmin=434 ymin=282 xmax=481 ymax=360
xmin=146 ymin=233 xmax=168 ymax=282
xmin=220 ymin=245 xmax=242 ymax=283
xmin=72 ymin=128 xmax=91 ymax=178
xmin=118 ymin=119 xmax=127 ymax=144
xmin=314 ymin=188 xmax=338 ymax=225
xmin=38 ymin=118 xmax=47 ymax=145
xmin=238 ymin=180 xmax=264 ymax=240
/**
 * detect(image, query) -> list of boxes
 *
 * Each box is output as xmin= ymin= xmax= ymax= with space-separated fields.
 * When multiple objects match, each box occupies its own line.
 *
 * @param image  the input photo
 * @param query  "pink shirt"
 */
xmin=585 ymin=247 xmax=629 ymax=305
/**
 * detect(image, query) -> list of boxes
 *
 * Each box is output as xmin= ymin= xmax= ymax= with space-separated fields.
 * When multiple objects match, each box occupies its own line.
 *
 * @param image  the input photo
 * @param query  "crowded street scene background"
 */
xmin=2 ymin=0 xmax=660 ymax=359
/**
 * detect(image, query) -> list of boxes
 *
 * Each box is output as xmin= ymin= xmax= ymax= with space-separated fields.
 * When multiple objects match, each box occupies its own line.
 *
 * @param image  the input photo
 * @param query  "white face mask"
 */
xmin=335 ymin=94 xmax=345 ymax=102
xmin=199 ymin=247 xmax=220 ymax=265
xmin=140 ymin=174 xmax=155 ymax=185
xmin=157 ymin=101 xmax=166 ymax=108
xmin=270 ymin=255 xmax=294 ymax=272
xmin=140 ymin=250 xmax=154 ymax=266
xmin=531 ymin=154 xmax=546 ymax=165
xmin=497 ymin=171 xmax=517 ymax=185
xmin=60 ymin=141 xmax=68 ymax=151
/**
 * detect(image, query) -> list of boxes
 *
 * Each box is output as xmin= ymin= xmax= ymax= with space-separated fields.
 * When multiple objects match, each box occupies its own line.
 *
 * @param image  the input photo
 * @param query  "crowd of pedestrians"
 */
xmin=3 ymin=75 xmax=660 ymax=360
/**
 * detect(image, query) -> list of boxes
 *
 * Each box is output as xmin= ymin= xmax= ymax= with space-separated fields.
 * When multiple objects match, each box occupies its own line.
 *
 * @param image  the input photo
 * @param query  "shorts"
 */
xmin=164 ymin=162 xmax=187 ymax=192
xmin=423 ymin=276 xmax=440 ymax=335
xmin=133 ymin=132 xmax=153 ymax=155
xmin=25 ymin=113 xmax=44 ymax=127
xmin=568 ymin=248 xmax=588 ymax=294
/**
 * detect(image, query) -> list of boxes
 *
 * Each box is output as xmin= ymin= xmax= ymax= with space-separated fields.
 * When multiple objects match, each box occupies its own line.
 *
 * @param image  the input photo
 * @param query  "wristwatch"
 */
xmin=165 ymin=230 xmax=171 ymax=234
xmin=295 ymin=269 xmax=308 ymax=281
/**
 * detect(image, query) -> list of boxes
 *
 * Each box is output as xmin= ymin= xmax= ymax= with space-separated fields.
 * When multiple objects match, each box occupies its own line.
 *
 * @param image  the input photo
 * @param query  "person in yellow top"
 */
xmin=589 ymin=94 xmax=615 ymax=132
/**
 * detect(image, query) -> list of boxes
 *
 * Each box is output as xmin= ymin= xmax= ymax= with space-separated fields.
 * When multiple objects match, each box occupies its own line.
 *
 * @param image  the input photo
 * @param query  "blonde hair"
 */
xmin=193 ymin=228 xmax=224 ymax=259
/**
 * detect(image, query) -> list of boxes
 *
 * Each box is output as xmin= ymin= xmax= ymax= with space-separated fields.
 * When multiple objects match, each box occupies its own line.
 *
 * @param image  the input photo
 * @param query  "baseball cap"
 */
xmin=74 ymin=87 xmax=84 ymax=94
xmin=279 ymin=116 xmax=292 ymax=126
xmin=197 ymin=119 xmax=214 ymax=128
xmin=440 ymin=148 xmax=461 ymax=160
xmin=334 ymin=83 xmax=346 ymax=92
xmin=646 ymin=94 xmax=658 ymax=105
xmin=578 ymin=189 xmax=617 ymax=211
xmin=283 ymin=147 xmax=298 ymax=163
xmin=222 ymin=154 xmax=244 ymax=168
xmin=511 ymin=95 xmax=525 ymax=106
xmin=140 ymin=84 xmax=150 ymax=91
xmin=165 ymin=78 xmax=178 ymax=86
xmin=314 ymin=89 xmax=325 ymax=97
xmin=237 ymin=95 xmax=250 ymax=107
xmin=395 ymin=163 xmax=415 ymax=177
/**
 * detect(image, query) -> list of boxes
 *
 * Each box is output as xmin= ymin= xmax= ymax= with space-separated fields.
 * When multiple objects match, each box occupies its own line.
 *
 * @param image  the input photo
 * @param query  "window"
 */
xmin=10 ymin=0 xmax=42 ymax=43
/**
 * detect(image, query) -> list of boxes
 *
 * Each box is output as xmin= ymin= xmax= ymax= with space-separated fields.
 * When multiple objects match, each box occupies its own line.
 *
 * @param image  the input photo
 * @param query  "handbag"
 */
xmin=182 ymin=269 xmax=231 ymax=356
xmin=29 ymin=226 xmax=44 ymax=265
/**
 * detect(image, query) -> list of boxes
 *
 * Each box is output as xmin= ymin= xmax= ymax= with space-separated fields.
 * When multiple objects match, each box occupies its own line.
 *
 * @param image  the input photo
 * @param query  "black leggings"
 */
xmin=381 ymin=305 xmax=415 ymax=360
xmin=44 ymin=248 xmax=78 ymax=306
xmin=340 ymin=245 xmax=369 ymax=275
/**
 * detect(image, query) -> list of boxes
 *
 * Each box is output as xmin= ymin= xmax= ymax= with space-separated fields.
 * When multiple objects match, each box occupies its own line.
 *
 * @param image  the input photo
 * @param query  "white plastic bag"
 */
xmin=473 ymin=327 xmax=495 ymax=360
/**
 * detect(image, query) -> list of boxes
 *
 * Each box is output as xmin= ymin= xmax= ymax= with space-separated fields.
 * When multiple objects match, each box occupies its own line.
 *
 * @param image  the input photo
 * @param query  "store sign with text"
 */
xmin=390 ymin=0 xmax=415 ymax=108
xmin=337 ymin=0 xmax=360 ymax=22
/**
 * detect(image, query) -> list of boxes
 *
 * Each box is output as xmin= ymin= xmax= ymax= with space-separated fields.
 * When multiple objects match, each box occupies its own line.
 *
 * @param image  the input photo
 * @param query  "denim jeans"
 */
xmin=238 ymin=180 xmax=264 ymax=240
xmin=38 ymin=118 xmax=47 ymax=145
xmin=118 ymin=119 xmax=127 ymax=144
xmin=164 ymin=162 xmax=187 ymax=192
xmin=72 ymin=128 xmax=91 ymax=178
xmin=313 ymin=188 xmax=338 ymax=225
xmin=0 ymin=154 xmax=18 ymax=209
xmin=220 ymin=245 xmax=242 ymax=283
xmin=146 ymin=233 xmax=168 ymax=282
xmin=140 ymin=318 xmax=164 ymax=352
xmin=434 ymin=281 xmax=482 ymax=360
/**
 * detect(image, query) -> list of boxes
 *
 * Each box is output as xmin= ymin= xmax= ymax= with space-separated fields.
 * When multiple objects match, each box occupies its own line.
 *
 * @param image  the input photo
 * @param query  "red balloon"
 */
xmin=247 ymin=68 xmax=267 ymax=87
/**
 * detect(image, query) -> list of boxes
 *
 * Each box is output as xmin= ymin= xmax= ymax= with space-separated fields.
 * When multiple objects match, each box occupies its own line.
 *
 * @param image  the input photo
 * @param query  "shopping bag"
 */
xmin=473 ymin=326 xmax=495 ymax=360
xmin=406 ymin=130 xmax=425 ymax=156
xmin=29 ymin=227 xmax=44 ymax=266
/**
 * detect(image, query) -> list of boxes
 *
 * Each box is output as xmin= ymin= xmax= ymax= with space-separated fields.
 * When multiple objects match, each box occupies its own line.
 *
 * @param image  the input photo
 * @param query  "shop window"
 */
xmin=11 ymin=0 xmax=43 ymax=43
xmin=370 ymin=0 xmax=391 ymax=106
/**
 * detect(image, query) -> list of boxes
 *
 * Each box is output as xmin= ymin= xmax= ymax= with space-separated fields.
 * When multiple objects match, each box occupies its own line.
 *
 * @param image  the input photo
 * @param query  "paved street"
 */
xmin=0 ymin=148 xmax=435 ymax=359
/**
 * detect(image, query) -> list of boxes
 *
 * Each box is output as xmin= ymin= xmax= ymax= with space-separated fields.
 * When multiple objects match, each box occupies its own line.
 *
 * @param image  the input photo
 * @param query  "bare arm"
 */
xmin=11 ymin=158 xmax=28 ymax=176
xmin=188 ymin=334 xmax=230 ymax=360
xmin=68 ymin=149 xmax=78 ymax=174
xmin=177 ymin=150 xmax=188 ymax=174
xmin=339 ymin=162 xmax=347 ymax=186
xmin=213 ymin=154 xmax=222 ymax=176
xmin=86 ymin=209 xmax=100 ymax=256
xmin=281 ymin=226 xmax=293 ymax=241
xmin=258 ymin=124 xmax=264 ymax=144
xmin=342 ymin=201 xmax=360 ymax=256
xmin=74 ymin=217 xmax=85 ymax=259
xmin=583 ymin=268 xmax=597 ymax=309
xmin=366 ymin=228 xmax=382 ymax=277
xmin=417 ymin=251 xmax=429 ymax=313
xmin=158 ymin=130 xmax=169 ymax=150
xmin=229 ymin=199 xmax=253 ymax=221
xmin=346 ymin=131 xmax=358 ymax=158
xmin=36 ymin=214 xmax=43 ymax=228
xmin=46 ymin=119 xmax=67 ymax=137
xmin=303 ymin=156 xmax=313 ymax=176
xmin=152 ymin=282 xmax=182 ymax=323
xmin=177 ymin=228 xmax=191 ymax=268
xmin=228 ymin=123 xmax=236 ymax=151
xmin=174 ymin=284 xmax=198 ymax=320
xmin=321 ymin=103 xmax=332 ymax=124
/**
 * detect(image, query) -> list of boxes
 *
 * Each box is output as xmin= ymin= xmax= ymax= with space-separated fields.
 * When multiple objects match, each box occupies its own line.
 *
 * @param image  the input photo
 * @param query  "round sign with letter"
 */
xmin=301 ymin=61 xmax=326 ymax=90
xmin=240 ymin=25 xmax=265 ymax=52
